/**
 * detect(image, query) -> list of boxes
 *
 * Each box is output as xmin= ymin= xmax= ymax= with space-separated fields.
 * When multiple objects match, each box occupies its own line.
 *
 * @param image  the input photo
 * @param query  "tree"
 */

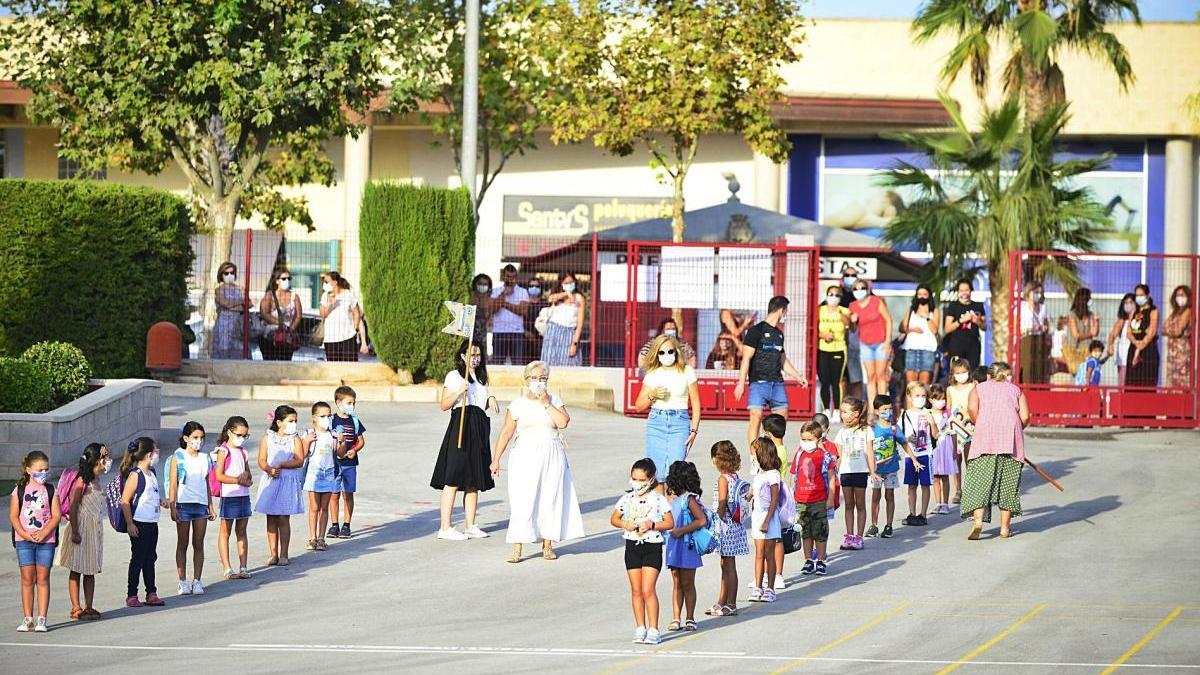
xmin=913 ymin=0 xmax=1140 ymax=121
xmin=880 ymin=95 xmax=1110 ymax=361
xmin=0 ymin=0 xmax=384 ymax=354
xmin=540 ymin=0 xmax=806 ymax=243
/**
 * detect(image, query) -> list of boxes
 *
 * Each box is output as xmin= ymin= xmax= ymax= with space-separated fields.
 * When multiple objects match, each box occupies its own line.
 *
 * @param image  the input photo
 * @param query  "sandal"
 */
xmin=968 ymin=521 xmax=983 ymax=540
xmin=238 ymin=568 xmax=251 ymax=579
xmin=542 ymin=540 xmax=557 ymax=561
xmin=277 ymin=557 xmax=290 ymax=566
xmin=317 ymin=539 xmax=328 ymax=551
xmin=703 ymin=604 xmax=722 ymax=616
xmin=305 ymin=540 xmax=317 ymax=551
xmin=69 ymin=607 xmax=84 ymax=620
xmin=667 ymin=620 xmax=681 ymax=632
xmin=82 ymin=608 xmax=101 ymax=620
xmin=507 ymin=544 xmax=522 ymax=564
xmin=684 ymin=619 xmax=697 ymax=632
xmin=1000 ymin=530 xmax=1012 ymax=539
xmin=267 ymin=556 xmax=279 ymax=566
xmin=223 ymin=569 xmax=237 ymax=580
xmin=720 ymin=605 xmax=738 ymax=616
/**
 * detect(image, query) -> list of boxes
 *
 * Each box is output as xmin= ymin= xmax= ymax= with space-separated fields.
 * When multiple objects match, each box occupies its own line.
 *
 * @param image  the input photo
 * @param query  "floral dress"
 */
xmin=1165 ymin=311 xmax=1192 ymax=389
xmin=711 ymin=473 xmax=749 ymax=557
xmin=212 ymin=284 xmax=245 ymax=359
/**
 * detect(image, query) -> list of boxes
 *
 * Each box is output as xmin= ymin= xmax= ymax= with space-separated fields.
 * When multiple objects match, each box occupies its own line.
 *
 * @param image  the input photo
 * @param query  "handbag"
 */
xmin=534 ymin=307 xmax=552 ymax=336
xmin=781 ymin=527 xmax=803 ymax=555
xmin=269 ymin=292 xmax=301 ymax=350
xmin=309 ymin=319 xmax=326 ymax=347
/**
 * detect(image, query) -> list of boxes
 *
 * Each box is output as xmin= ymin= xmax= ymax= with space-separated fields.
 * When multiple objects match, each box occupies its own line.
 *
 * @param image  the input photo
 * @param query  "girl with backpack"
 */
xmin=706 ymin=441 xmax=748 ymax=617
xmin=255 ymin=405 xmax=306 ymax=566
xmin=748 ymin=438 xmax=783 ymax=603
xmin=56 ymin=443 xmax=110 ymax=620
xmin=119 ymin=437 xmax=164 ymax=607
xmin=664 ymin=460 xmax=707 ymax=633
xmin=168 ymin=422 xmax=215 ymax=596
xmin=214 ymin=416 xmax=254 ymax=580
xmin=9 ymin=450 xmax=62 ymax=632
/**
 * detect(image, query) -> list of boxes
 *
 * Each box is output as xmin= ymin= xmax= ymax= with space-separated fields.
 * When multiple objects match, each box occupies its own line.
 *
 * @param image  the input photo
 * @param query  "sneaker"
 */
xmin=761 ymin=589 xmax=777 ymax=603
xmin=190 ymin=580 xmax=205 ymax=596
xmin=16 ymin=617 xmax=33 ymax=632
xmin=177 ymin=580 xmax=192 ymax=596
xmin=902 ymin=515 xmax=918 ymax=526
xmin=773 ymin=576 xmax=786 ymax=591
xmin=917 ymin=515 xmax=928 ymax=525
xmin=125 ymin=597 xmax=142 ymax=608
xmin=340 ymin=524 xmax=352 ymax=539
xmin=643 ymin=628 xmax=661 ymax=645
xmin=633 ymin=626 xmax=647 ymax=643
xmin=865 ymin=525 xmax=879 ymax=538
xmin=748 ymin=587 xmax=763 ymax=602
xmin=463 ymin=525 xmax=490 ymax=539
xmin=436 ymin=527 xmax=468 ymax=541
xmin=881 ymin=525 xmax=894 ymax=538
xmin=144 ymin=593 xmax=164 ymax=606
xmin=839 ymin=534 xmax=853 ymax=551
xmin=801 ymin=560 xmax=816 ymax=575
xmin=34 ymin=617 xmax=47 ymax=633
xmin=815 ymin=560 xmax=828 ymax=576
xmin=327 ymin=524 xmax=341 ymax=539
xmin=852 ymin=535 xmax=864 ymax=550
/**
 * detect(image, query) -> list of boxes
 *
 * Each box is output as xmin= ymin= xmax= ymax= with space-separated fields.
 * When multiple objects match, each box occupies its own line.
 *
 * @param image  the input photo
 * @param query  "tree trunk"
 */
xmin=670 ymin=169 xmax=686 ymax=327
xmin=200 ymin=199 xmax=239 ymax=358
xmin=988 ymin=260 xmax=1011 ymax=363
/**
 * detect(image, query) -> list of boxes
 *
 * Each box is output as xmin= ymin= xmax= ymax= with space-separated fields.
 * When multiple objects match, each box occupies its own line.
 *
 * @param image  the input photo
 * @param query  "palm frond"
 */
xmin=1011 ymin=8 xmax=1057 ymax=68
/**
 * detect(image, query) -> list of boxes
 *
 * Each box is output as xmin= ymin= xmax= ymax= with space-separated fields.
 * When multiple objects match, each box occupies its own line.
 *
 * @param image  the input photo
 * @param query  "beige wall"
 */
xmin=23 ymin=127 xmax=57 ymax=179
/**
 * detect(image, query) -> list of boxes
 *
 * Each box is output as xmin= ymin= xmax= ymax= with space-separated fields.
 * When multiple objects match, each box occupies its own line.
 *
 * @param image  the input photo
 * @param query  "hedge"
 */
xmin=22 ymin=341 xmax=92 ymax=407
xmin=359 ymin=183 xmax=475 ymax=381
xmin=0 ymin=180 xmax=192 ymax=377
xmin=0 ymin=357 xmax=55 ymax=414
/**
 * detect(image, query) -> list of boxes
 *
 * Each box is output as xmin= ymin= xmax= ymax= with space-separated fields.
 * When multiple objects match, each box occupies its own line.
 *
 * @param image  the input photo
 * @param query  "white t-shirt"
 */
xmin=835 ymin=426 xmax=875 ymax=475
xmin=901 ymin=410 xmax=934 ymax=457
xmin=132 ymin=468 xmax=161 ymax=522
xmin=307 ymin=429 xmax=337 ymax=471
xmin=1050 ymin=328 xmax=1066 ymax=358
xmin=177 ymin=451 xmax=211 ymax=505
xmin=902 ymin=311 xmax=939 ymax=351
xmin=321 ymin=290 xmax=362 ymax=343
xmin=444 ymin=370 xmax=490 ymax=410
xmin=217 ymin=444 xmax=251 ymax=498
xmin=491 ymin=285 xmax=530 ymax=334
xmin=642 ymin=365 xmax=697 ymax=410
xmin=613 ymin=490 xmax=672 ymax=543
xmin=1020 ymin=301 xmax=1050 ymax=336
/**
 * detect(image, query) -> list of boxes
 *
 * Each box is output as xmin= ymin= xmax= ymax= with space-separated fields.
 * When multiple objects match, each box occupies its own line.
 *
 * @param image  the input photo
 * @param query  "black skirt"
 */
xmin=430 ymin=406 xmax=495 ymax=492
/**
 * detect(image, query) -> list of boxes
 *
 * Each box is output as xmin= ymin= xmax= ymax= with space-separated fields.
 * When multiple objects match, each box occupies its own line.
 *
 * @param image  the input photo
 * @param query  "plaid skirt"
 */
xmin=960 ymin=454 xmax=1022 ymax=523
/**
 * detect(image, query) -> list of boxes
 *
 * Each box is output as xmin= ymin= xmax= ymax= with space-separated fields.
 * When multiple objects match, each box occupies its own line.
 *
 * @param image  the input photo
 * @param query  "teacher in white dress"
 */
xmin=491 ymin=361 xmax=586 ymax=564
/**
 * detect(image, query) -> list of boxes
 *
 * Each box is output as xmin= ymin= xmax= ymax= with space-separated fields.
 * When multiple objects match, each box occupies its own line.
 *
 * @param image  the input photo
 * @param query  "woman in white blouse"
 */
xmin=635 ymin=334 xmax=701 ymax=486
xmin=319 ymin=271 xmax=368 ymax=362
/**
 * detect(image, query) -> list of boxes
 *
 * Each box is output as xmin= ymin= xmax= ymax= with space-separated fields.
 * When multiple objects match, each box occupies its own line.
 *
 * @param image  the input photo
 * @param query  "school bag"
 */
xmin=777 ymin=484 xmax=798 ymax=528
xmin=1073 ymin=357 xmax=1099 ymax=386
xmin=164 ymin=449 xmax=219 ymax=500
xmin=105 ymin=470 xmax=146 ymax=533
xmin=680 ymin=495 xmax=721 ymax=556
xmin=724 ymin=473 xmax=752 ymax=527
xmin=55 ymin=468 xmax=80 ymax=521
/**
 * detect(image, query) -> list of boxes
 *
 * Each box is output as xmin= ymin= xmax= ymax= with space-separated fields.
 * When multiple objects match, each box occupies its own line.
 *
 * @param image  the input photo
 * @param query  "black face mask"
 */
xmin=915 ymin=297 xmax=930 ymax=306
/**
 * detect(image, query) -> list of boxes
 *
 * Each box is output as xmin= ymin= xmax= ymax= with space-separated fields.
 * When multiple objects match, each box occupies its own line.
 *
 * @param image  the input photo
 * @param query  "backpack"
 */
xmin=776 ymin=484 xmax=798 ymax=528
xmin=105 ymin=470 xmax=146 ymax=533
xmin=164 ymin=449 xmax=219 ymax=501
xmin=1073 ymin=358 xmax=1097 ymax=386
xmin=680 ymin=495 xmax=721 ymax=556
xmin=55 ymin=469 xmax=80 ymax=521
xmin=724 ymin=473 xmax=752 ymax=527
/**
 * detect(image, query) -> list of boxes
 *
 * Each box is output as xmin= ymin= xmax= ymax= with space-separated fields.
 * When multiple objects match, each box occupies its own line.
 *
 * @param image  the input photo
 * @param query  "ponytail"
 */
xmin=121 ymin=437 xmax=156 ymax=478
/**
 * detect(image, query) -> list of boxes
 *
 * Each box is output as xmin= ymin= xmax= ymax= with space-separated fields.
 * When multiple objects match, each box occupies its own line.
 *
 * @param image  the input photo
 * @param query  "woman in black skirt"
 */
xmin=1125 ymin=284 xmax=1160 ymax=387
xmin=432 ymin=341 xmax=498 ymax=541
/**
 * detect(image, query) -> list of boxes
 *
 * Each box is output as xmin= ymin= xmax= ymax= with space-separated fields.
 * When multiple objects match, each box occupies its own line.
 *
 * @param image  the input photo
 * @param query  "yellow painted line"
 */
xmin=1099 ymin=606 xmax=1184 ymax=675
xmin=768 ymin=601 xmax=913 ymax=674
xmin=935 ymin=604 xmax=1046 ymax=675
xmin=594 ymin=602 xmax=764 ymax=675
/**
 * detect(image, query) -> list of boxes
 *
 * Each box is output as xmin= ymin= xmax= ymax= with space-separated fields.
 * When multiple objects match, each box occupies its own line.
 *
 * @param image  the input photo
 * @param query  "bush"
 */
xmin=0 ymin=357 xmax=55 ymax=414
xmin=0 ymin=180 xmax=193 ymax=377
xmin=359 ymin=183 xmax=475 ymax=381
xmin=22 ymin=341 xmax=92 ymax=406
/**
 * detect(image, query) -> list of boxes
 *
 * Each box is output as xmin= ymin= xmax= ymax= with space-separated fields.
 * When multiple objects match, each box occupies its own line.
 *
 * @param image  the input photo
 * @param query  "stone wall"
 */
xmin=0 ymin=379 xmax=162 ymax=479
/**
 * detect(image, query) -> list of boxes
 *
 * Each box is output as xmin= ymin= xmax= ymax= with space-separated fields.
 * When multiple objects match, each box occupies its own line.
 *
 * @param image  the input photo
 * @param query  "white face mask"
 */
xmin=954 ymin=372 xmax=970 ymax=384
xmin=629 ymin=479 xmax=650 ymax=493
xmin=315 ymin=415 xmax=331 ymax=430
xmin=476 ymin=283 xmax=490 ymax=294
xmin=528 ymin=287 xmax=541 ymax=297
xmin=31 ymin=471 xmax=49 ymax=484
xmin=150 ymin=451 xmax=160 ymax=466
xmin=101 ymin=459 xmax=113 ymax=474
xmin=562 ymin=283 xmax=576 ymax=293
xmin=658 ymin=351 xmax=677 ymax=367
xmin=853 ymin=289 xmax=868 ymax=301
xmin=1176 ymin=295 xmax=1188 ymax=308
xmin=223 ymin=273 xmax=236 ymax=284
xmin=1123 ymin=302 xmax=1135 ymax=313
xmin=323 ymin=282 xmax=334 ymax=293
xmin=229 ymin=434 xmax=245 ymax=449
xmin=187 ymin=438 xmax=202 ymax=451
xmin=932 ymin=399 xmax=946 ymax=410
xmin=663 ymin=329 xmax=677 ymax=337
xmin=912 ymin=396 xmax=927 ymax=408
xmin=283 ymin=421 xmax=298 ymax=436
xmin=1087 ymin=298 xmax=1094 ymax=310
xmin=339 ymin=402 xmax=355 ymax=416
xmin=799 ymin=439 xmax=817 ymax=451
xmin=278 ymin=279 xmax=291 ymax=290
xmin=528 ymin=380 xmax=547 ymax=396
xmin=825 ymin=295 xmax=840 ymax=306
xmin=1135 ymin=295 xmax=1148 ymax=306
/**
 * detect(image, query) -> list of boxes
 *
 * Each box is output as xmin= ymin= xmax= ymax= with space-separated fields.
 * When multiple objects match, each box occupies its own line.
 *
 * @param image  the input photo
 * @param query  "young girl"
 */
xmin=748 ymin=438 xmax=782 ymax=603
xmin=665 ymin=460 xmax=707 ymax=632
xmin=611 ymin=458 xmax=674 ymax=646
xmin=432 ymin=340 xmax=498 ymax=541
xmin=706 ymin=441 xmax=748 ymax=617
xmin=214 ymin=416 xmax=254 ymax=580
xmin=947 ymin=357 xmax=976 ymax=504
xmin=928 ymin=384 xmax=957 ymax=515
xmin=900 ymin=383 xmax=937 ymax=525
xmin=304 ymin=402 xmax=347 ymax=552
xmin=255 ymin=405 xmax=306 ymax=566
xmin=168 ymin=421 xmax=215 ymax=596
xmin=120 ymin=437 xmax=164 ymax=607
xmin=835 ymin=397 xmax=880 ymax=551
xmin=1051 ymin=316 xmax=1068 ymax=373
xmin=9 ymin=450 xmax=62 ymax=632
xmin=57 ymin=444 xmax=109 ymax=620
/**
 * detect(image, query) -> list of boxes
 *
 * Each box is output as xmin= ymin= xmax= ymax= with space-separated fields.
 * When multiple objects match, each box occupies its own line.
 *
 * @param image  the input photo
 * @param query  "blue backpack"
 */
xmin=106 ymin=470 xmax=146 ymax=533
xmin=679 ymin=495 xmax=721 ymax=556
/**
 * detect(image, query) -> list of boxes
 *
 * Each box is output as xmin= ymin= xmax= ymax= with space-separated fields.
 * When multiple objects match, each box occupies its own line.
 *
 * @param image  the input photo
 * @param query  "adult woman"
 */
xmin=638 ymin=318 xmax=698 ymax=369
xmin=1065 ymin=287 xmax=1100 ymax=375
xmin=212 ymin=261 xmax=249 ymax=359
xmin=1106 ymin=293 xmax=1137 ymax=385
xmin=848 ymin=279 xmax=893 ymax=406
xmin=1017 ymin=282 xmax=1050 ymax=384
xmin=258 ymin=268 xmax=303 ymax=361
xmin=471 ymin=273 xmax=495 ymax=343
xmin=635 ymin=334 xmax=701 ymax=483
xmin=817 ymin=285 xmax=850 ymax=418
xmin=524 ymin=277 xmax=548 ymax=360
xmin=901 ymin=284 xmax=941 ymax=385
xmin=1163 ymin=285 xmax=1192 ymax=389
xmin=705 ymin=331 xmax=742 ymax=370
xmin=541 ymin=273 xmax=586 ymax=366
xmin=963 ymin=362 xmax=1028 ymax=540
xmin=943 ymin=279 xmax=987 ymax=371
xmin=319 ymin=271 xmax=368 ymax=362
xmin=1125 ymin=284 xmax=1160 ymax=387
xmin=432 ymin=341 xmax=498 ymax=541
xmin=490 ymin=361 xmax=585 ymax=563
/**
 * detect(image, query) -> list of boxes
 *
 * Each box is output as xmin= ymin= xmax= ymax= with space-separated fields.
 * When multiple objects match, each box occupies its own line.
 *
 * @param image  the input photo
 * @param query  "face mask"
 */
xmin=1176 ymin=295 xmax=1188 ymax=308
xmin=562 ymin=283 xmax=576 ymax=293
xmin=658 ymin=351 xmax=677 ymax=367
xmin=932 ymin=400 xmax=946 ymax=410
xmin=843 ymin=276 xmax=856 ymax=287
xmin=278 ymin=279 xmax=291 ymax=290
xmin=315 ymin=415 xmax=331 ymax=430
xmin=1135 ymin=295 xmax=1148 ymax=306
xmin=476 ymin=283 xmax=490 ymax=294
xmin=187 ymin=438 xmax=202 ymax=451
xmin=916 ymin=297 xmax=930 ymax=306
xmin=954 ymin=372 xmax=970 ymax=383
xmin=223 ymin=273 xmax=236 ymax=284
xmin=912 ymin=396 xmax=927 ymax=408
xmin=323 ymin=282 xmax=334 ymax=293
xmin=528 ymin=287 xmax=541 ymax=297
xmin=825 ymin=295 xmax=840 ymax=306
xmin=283 ymin=421 xmax=298 ymax=436
xmin=663 ymin=329 xmax=677 ymax=337
xmin=31 ymin=471 xmax=49 ymax=484
xmin=799 ymin=439 xmax=817 ymax=451
xmin=1087 ymin=298 xmax=1094 ymax=310
xmin=339 ymin=403 xmax=355 ymax=416
xmin=852 ymin=289 xmax=868 ymax=301
xmin=150 ymin=451 xmax=160 ymax=466
xmin=878 ymin=409 xmax=893 ymax=422
xmin=629 ymin=479 xmax=650 ymax=493
xmin=469 ymin=355 xmax=481 ymax=368
xmin=960 ymin=291 xmax=972 ymax=301
xmin=528 ymin=380 xmax=547 ymax=395
xmin=229 ymin=435 xmax=245 ymax=449
xmin=101 ymin=459 xmax=113 ymax=474
xmin=1032 ymin=292 xmax=1042 ymax=302
xmin=1123 ymin=302 xmax=1135 ymax=313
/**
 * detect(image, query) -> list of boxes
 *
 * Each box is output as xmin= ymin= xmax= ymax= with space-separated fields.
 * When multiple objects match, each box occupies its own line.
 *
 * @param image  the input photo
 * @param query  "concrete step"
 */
xmin=173 ymin=375 xmax=211 ymax=385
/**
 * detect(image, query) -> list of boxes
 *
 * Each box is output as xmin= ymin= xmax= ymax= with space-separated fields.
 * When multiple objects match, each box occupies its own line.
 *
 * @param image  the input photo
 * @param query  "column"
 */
xmin=1164 ymin=137 xmax=1195 ymax=255
xmin=342 ymin=125 xmax=372 ymax=289
xmin=753 ymin=150 xmax=783 ymax=212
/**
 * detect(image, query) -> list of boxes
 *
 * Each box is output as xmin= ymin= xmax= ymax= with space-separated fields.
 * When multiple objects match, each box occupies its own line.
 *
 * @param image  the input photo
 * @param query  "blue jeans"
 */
xmin=14 ymin=540 xmax=56 ymax=568
xmin=748 ymin=381 xmax=789 ymax=412
xmin=645 ymin=409 xmax=690 ymax=481
xmin=860 ymin=340 xmax=890 ymax=362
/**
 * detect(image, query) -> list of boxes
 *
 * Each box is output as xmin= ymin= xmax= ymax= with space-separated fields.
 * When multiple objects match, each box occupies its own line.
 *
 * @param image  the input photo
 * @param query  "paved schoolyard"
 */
xmin=2 ymin=396 xmax=1198 ymax=673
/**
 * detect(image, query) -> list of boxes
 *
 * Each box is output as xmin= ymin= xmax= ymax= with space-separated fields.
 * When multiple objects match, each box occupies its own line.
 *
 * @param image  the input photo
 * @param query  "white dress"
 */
xmin=504 ymin=395 xmax=586 ymax=544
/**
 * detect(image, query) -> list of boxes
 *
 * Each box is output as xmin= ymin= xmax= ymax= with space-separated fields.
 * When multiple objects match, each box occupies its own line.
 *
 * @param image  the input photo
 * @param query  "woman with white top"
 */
xmin=635 ymin=335 xmax=701 ymax=484
xmin=901 ymin=284 xmax=941 ymax=385
xmin=433 ymin=341 xmax=499 ymax=541
xmin=491 ymin=361 xmax=586 ymax=563
xmin=541 ymin=273 xmax=586 ymax=366
xmin=1017 ymin=281 xmax=1051 ymax=384
xmin=167 ymin=422 xmax=215 ymax=596
xmin=319 ymin=271 xmax=368 ymax=362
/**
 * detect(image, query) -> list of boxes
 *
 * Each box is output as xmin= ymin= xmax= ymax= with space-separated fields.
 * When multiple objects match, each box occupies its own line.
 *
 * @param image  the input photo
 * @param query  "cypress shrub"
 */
xmin=359 ymin=183 xmax=475 ymax=381
xmin=0 ymin=180 xmax=193 ymax=377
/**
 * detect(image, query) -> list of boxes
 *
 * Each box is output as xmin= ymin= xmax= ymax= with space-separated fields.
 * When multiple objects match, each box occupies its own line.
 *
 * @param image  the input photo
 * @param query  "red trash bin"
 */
xmin=146 ymin=321 xmax=182 ymax=373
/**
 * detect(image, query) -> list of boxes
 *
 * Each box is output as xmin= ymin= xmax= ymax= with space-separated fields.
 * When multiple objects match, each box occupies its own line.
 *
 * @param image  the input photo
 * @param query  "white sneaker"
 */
xmin=773 ymin=576 xmax=786 ymax=591
xmin=34 ymin=617 xmax=47 ymax=632
xmin=177 ymin=580 xmax=192 ymax=595
xmin=761 ymin=589 xmax=777 ymax=603
xmin=633 ymin=626 xmax=647 ymax=643
xmin=436 ymin=528 xmax=468 ymax=541
xmin=463 ymin=526 xmax=489 ymax=539
xmin=190 ymin=580 xmax=205 ymax=595
xmin=16 ymin=617 xmax=33 ymax=632
xmin=643 ymin=628 xmax=661 ymax=645
xmin=748 ymin=587 xmax=763 ymax=602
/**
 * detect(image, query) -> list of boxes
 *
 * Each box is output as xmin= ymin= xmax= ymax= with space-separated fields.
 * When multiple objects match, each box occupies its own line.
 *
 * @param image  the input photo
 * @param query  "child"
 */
xmin=928 ymin=384 xmax=958 ymax=515
xmin=168 ymin=421 xmax=215 ymax=596
xmin=867 ymin=395 xmax=920 ymax=538
xmin=748 ymin=438 xmax=782 ymax=603
xmin=9 ymin=450 xmax=62 ymax=632
xmin=328 ymin=386 xmax=366 ymax=539
xmin=1074 ymin=339 xmax=1105 ymax=386
xmin=119 ymin=437 xmax=165 ymax=607
xmin=812 ymin=412 xmax=841 ymax=523
xmin=611 ymin=458 xmax=674 ymax=646
xmin=834 ymin=397 xmax=880 ymax=551
xmin=57 ymin=443 xmax=109 ymax=620
xmin=432 ymin=341 xmax=498 ymax=541
xmin=1051 ymin=316 xmax=1068 ymax=373
xmin=215 ymin=416 xmax=254 ymax=579
xmin=255 ymin=405 xmax=306 ymax=566
xmin=304 ymin=402 xmax=347 ymax=551
xmin=706 ymin=441 xmax=748 ymax=617
xmin=789 ymin=422 xmax=836 ymax=576
xmin=761 ymin=413 xmax=789 ymax=590
xmin=900 ymin=383 xmax=937 ymax=526
xmin=946 ymin=357 xmax=976 ymax=504
xmin=665 ymin=461 xmax=707 ymax=632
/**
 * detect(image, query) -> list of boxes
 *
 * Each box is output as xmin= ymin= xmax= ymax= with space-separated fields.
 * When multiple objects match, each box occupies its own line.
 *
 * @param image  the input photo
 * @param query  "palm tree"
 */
xmin=913 ymin=0 xmax=1141 ymax=120
xmin=880 ymin=95 xmax=1111 ymax=361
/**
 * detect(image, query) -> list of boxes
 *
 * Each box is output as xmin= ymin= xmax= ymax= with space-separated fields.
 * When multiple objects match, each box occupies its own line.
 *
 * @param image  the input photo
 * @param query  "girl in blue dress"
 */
xmin=664 ymin=460 xmax=707 ymax=633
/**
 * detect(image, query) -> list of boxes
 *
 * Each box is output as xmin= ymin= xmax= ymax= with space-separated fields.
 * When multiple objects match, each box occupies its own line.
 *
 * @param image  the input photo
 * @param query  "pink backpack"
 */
xmin=55 ymin=468 xmax=81 ymax=520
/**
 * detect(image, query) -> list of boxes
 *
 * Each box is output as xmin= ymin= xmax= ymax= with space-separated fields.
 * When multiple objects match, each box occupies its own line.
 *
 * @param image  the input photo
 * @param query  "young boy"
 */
xmin=867 ymin=395 xmax=918 ymax=539
xmin=761 ymin=414 xmax=790 ymax=590
xmin=811 ymin=413 xmax=840 ymax=523
xmin=1075 ymin=340 xmax=1105 ymax=386
xmin=790 ymin=422 xmax=837 ymax=576
xmin=327 ymin=386 xmax=366 ymax=539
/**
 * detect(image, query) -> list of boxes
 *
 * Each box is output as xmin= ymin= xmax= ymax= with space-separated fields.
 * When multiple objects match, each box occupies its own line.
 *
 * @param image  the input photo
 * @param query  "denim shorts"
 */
xmin=15 ymin=540 xmax=57 ymax=568
xmin=870 ymin=472 xmax=900 ymax=490
xmin=219 ymin=495 xmax=252 ymax=520
xmin=747 ymin=381 xmax=789 ymax=412
xmin=333 ymin=466 xmax=357 ymax=493
xmin=905 ymin=348 xmax=938 ymax=373
xmin=860 ymin=340 xmax=890 ymax=362
xmin=176 ymin=501 xmax=210 ymax=522
xmin=645 ymin=409 xmax=690 ymax=481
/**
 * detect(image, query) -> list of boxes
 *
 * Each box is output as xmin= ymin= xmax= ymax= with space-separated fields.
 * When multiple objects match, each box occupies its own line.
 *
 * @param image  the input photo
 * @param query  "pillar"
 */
xmin=753 ymin=150 xmax=783 ymax=212
xmin=342 ymin=125 xmax=372 ymax=290
xmin=1164 ymin=137 xmax=1195 ymax=255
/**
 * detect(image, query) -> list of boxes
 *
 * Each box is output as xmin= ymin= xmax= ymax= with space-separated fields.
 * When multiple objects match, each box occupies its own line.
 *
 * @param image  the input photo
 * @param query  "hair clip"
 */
xmin=266 ymin=412 xmax=275 ymax=422
xmin=128 ymin=441 xmax=138 ymax=451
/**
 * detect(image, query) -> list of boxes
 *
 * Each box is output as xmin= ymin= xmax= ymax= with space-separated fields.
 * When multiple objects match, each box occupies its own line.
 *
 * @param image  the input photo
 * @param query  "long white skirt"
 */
xmin=505 ymin=434 xmax=586 ymax=544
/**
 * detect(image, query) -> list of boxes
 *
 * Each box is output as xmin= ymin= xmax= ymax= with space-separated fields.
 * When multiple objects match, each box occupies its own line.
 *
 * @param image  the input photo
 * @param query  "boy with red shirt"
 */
xmin=790 ymin=421 xmax=838 ymax=575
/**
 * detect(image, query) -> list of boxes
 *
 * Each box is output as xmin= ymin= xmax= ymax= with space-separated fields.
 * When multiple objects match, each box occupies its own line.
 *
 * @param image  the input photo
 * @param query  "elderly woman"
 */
xmin=635 ymin=334 xmax=701 ymax=484
xmin=490 ymin=361 xmax=585 ymax=563
xmin=963 ymin=362 xmax=1029 ymax=540
xmin=212 ymin=261 xmax=249 ymax=359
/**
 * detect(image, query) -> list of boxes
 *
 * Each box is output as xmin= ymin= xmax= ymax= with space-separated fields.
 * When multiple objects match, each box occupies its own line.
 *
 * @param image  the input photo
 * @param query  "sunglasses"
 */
xmin=658 ymin=349 xmax=676 ymax=356
xmin=279 ymin=276 xmax=291 ymax=281
xmin=231 ymin=433 xmax=248 ymax=440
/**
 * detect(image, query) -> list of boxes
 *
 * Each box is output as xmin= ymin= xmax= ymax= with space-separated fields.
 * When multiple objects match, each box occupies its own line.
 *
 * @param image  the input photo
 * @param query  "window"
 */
xmin=57 ymin=154 xmax=106 ymax=180
xmin=0 ymin=133 xmax=6 ymax=178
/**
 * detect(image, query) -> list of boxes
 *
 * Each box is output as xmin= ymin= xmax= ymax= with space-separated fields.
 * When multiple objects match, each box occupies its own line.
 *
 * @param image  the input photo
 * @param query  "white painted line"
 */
xmin=0 ymin=642 xmax=1196 ymax=669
